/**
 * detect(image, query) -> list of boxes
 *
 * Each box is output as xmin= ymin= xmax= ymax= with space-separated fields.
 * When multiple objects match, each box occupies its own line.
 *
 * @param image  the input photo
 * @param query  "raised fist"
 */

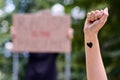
xmin=84 ymin=8 xmax=109 ymax=35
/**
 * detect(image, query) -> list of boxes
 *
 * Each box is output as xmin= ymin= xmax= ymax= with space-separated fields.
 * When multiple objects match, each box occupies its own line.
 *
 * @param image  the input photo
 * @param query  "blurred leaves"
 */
xmin=0 ymin=0 xmax=5 ymax=8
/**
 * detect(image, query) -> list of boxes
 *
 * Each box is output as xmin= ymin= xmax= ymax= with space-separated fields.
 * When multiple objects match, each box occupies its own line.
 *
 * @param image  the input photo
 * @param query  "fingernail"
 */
xmin=104 ymin=7 xmax=108 ymax=11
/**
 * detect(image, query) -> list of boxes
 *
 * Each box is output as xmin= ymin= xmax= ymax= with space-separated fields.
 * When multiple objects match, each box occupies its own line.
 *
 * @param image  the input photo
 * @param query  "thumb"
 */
xmin=99 ymin=7 xmax=109 ymax=24
xmin=67 ymin=28 xmax=73 ymax=39
xmin=10 ymin=26 xmax=16 ymax=39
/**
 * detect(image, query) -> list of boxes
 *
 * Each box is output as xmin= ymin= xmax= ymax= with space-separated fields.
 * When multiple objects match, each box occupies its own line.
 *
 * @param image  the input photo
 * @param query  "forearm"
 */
xmin=84 ymin=33 xmax=107 ymax=80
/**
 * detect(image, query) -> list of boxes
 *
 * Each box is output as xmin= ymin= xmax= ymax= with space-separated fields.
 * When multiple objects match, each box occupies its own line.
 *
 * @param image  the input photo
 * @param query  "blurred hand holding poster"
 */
xmin=12 ymin=11 xmax=71 ymax=53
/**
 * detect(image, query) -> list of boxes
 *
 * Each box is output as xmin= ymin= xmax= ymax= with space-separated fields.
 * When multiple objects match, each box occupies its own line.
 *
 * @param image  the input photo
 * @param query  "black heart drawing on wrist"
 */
xmin=87 ymin=42 xmax=93 ymax=48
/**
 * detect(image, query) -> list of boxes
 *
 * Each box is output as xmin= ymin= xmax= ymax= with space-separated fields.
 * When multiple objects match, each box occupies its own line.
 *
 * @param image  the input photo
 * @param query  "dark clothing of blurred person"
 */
xmin=25 ymin=53 xmax=58 ymax=80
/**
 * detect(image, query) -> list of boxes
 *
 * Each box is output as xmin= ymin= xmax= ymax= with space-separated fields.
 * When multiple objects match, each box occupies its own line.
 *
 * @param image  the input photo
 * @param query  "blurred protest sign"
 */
xmin=12 ymin=11 xmax=71 ymax=53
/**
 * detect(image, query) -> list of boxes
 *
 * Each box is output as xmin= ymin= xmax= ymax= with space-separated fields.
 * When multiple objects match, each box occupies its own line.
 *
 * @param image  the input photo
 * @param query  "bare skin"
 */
xmin=84 ymin=8 xmax=109 ymax=80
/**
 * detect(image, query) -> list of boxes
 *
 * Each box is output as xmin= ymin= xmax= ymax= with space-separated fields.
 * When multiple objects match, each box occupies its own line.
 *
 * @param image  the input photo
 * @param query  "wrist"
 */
xmin=84 ymin=32 xmax=98 ymax=42
xmin=83 ymin=27 xmax=99 ymax=36
xmin=84 ymin=32 xmax=98 ymax=37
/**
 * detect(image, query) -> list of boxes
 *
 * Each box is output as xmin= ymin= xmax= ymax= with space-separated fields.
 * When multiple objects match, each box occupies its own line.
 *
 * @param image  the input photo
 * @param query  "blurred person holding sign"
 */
xmin=11 ymin=4 xmax=73 ymax=80
xmin=11 ymin=19 xmax=73 ymax=80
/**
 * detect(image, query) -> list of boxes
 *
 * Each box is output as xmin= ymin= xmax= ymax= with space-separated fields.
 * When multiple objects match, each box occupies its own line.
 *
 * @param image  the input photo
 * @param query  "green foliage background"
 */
xmin=0 ymin=0 xmax=120 ymax=80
